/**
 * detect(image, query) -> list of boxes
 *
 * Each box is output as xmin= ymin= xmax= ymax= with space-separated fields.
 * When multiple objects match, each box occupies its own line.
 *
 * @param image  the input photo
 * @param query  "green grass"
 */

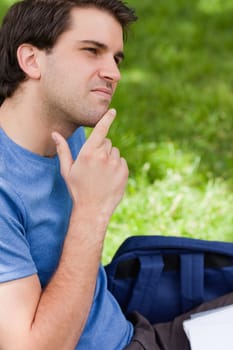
xmin=103 ymin=0 xmax=233 ymax=263
xmin=1 ymin=0 xmax=233 ymax=264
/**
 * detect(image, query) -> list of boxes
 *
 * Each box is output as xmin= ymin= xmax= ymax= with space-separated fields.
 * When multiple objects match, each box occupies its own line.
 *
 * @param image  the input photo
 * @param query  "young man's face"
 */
xmin=40 ymin=7 xmax=124 ymax=128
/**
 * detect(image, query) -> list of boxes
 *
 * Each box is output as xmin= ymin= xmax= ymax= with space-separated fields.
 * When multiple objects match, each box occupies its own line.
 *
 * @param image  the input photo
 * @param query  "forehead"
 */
xmin=59 ymin=7 xmax=124 ymax=50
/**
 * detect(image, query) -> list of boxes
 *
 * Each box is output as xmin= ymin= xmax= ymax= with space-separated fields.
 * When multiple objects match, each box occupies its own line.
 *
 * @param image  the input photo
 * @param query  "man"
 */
xmin=0 ymin=1 xmax=136 ymax=349
xmin=0 ymin=1 xmax=232 ymax=349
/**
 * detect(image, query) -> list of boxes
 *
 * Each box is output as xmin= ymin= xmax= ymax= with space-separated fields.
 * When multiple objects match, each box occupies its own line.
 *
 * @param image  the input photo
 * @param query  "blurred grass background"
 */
xmin=1 ymin=0 xmax=233 ymax=264
xmin=105 ymin=0 xmax=233 ymax=263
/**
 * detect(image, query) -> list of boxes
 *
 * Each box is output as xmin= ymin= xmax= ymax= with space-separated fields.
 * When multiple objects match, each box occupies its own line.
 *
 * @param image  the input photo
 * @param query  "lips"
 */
xmin=91 ymin=87 xmax=113 ymax=99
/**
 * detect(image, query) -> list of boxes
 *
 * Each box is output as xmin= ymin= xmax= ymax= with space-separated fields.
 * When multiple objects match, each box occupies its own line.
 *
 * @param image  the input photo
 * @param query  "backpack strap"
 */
xmin=126 ymin=254 xmax=164 ymax=316
xmin=180 ymin=253 xmax=205 ymax=312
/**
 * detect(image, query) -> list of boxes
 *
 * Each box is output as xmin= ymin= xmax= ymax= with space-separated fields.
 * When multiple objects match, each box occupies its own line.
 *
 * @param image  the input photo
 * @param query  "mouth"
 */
xmin=91 ymin=87 xmax=113 ymax=100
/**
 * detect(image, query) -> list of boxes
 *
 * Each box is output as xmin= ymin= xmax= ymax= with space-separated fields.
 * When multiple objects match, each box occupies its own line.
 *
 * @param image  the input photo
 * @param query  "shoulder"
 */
xmin=0 ymin=178 xmax=27 ymax=223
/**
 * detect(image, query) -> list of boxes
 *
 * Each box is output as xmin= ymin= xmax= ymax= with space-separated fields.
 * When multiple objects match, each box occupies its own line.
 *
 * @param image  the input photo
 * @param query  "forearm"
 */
xmin=0 ymin=110 xmax=128 ymax=350
xmin=29 ymin=207 xmax=107 ymax=350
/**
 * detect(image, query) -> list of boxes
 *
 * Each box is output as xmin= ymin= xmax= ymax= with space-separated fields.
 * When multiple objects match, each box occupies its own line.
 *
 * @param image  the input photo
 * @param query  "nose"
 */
xmin=99 ymin=56 xmax=121 ymax=83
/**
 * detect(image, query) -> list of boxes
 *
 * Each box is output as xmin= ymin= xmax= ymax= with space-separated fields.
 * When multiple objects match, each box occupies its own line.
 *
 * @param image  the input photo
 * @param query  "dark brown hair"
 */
xmin=0 ymin=0 xmax=137 ymax=105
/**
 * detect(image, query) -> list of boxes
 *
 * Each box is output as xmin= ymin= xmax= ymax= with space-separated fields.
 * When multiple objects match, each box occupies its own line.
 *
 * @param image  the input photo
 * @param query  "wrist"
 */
xmin=70 ymin=204 xmax=110 ymax=240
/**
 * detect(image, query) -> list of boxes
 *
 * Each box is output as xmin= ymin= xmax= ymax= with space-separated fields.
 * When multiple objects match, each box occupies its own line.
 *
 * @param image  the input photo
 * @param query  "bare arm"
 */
xmin=0 ymin=109 xmax=129 ymax=350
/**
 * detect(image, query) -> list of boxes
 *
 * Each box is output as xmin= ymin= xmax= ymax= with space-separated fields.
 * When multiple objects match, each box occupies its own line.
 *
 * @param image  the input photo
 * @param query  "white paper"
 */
xmin=183 ymin=305 xmax=233 ymax=350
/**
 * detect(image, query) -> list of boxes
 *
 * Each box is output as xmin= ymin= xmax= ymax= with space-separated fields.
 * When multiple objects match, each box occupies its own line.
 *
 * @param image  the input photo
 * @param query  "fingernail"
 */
xmin=51 ymin=132 xmax=59 ymax=145
xmin=109 ymin=108 xmax=116 ymax=117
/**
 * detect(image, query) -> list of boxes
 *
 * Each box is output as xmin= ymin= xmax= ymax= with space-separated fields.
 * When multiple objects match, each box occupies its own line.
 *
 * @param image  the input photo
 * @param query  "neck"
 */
xmin=0 ymin=94 xmax=76 ymax=157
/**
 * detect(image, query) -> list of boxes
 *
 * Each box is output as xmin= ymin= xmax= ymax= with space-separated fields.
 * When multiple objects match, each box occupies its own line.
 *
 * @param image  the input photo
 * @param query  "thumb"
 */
xmin=51 ymin=132 xmax=74 ymax=179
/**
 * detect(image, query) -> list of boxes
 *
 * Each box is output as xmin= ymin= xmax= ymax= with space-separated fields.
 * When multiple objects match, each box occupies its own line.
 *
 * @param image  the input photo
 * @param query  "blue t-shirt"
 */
xmin=0 ymin=128 xmax=133 ymax=349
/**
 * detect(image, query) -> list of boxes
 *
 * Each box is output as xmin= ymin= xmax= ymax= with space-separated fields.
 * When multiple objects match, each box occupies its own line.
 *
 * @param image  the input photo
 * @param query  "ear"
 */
xmin=17 ymin=44 xmax=42 ymax=80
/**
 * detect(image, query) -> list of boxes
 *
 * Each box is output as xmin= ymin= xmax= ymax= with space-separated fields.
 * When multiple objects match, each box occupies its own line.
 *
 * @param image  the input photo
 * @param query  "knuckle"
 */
xmin=105 ymin=138 xmax=111 ymax=145
xmin=110 ymin=157 xmax=119 ymax=168
xmin=78 ymin=145 xmax=93 ymax=158
xmin=112 ymin=146 xmax=119 ymax=155
xmin=103 ymin=139 xmax=112 ymax=150
xmin=79 ymin=149 xmax=92 ymax=162
xmin=97 ymin=151 xmax=108 ymax=162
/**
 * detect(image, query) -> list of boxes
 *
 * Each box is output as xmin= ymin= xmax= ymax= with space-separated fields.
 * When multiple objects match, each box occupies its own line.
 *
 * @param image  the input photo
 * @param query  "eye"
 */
xmin=114 ymin=56 xmax=122 ymax=67
xmin=83 ymin=47 xmax=98 ymax=55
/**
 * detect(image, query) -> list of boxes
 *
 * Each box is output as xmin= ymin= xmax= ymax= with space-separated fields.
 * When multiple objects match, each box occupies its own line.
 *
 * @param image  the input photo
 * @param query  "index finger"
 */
xmin=87 ymin=109 xmax=116 ymax=147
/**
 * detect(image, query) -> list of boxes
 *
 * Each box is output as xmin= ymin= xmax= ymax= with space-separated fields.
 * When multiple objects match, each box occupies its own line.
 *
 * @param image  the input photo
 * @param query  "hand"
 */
xmin=52 ymin=109 xmax=129 ymax=220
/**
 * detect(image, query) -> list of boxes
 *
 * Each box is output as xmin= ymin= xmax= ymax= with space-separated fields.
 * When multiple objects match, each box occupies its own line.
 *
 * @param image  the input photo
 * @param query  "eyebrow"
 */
xmin=78 ymin=40 xmax=125 ymax=61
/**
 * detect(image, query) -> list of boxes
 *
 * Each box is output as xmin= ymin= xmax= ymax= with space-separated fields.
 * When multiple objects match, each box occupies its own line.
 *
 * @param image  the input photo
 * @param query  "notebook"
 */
xmin=183 ymin=304 xmax=233 ymax=350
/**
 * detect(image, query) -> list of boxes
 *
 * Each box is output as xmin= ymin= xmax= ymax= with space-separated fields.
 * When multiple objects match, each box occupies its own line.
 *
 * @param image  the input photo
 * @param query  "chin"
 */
xmin=76 ymin=102 xmax=110 ymax=127
xmin=89 ymin=108 xmax=109 ymax=127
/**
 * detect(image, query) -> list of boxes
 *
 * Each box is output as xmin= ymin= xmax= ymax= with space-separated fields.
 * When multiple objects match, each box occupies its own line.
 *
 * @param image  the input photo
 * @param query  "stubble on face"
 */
xmin=40 ymin=71 xmax=113 ymax=132
xmin=39 ymin=7 xmax=123 ymax=133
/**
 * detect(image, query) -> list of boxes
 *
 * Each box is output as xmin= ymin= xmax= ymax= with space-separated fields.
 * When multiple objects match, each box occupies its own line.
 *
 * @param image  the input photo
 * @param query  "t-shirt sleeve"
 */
xmin=0 ymin=181 xmax=37 ymax=283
